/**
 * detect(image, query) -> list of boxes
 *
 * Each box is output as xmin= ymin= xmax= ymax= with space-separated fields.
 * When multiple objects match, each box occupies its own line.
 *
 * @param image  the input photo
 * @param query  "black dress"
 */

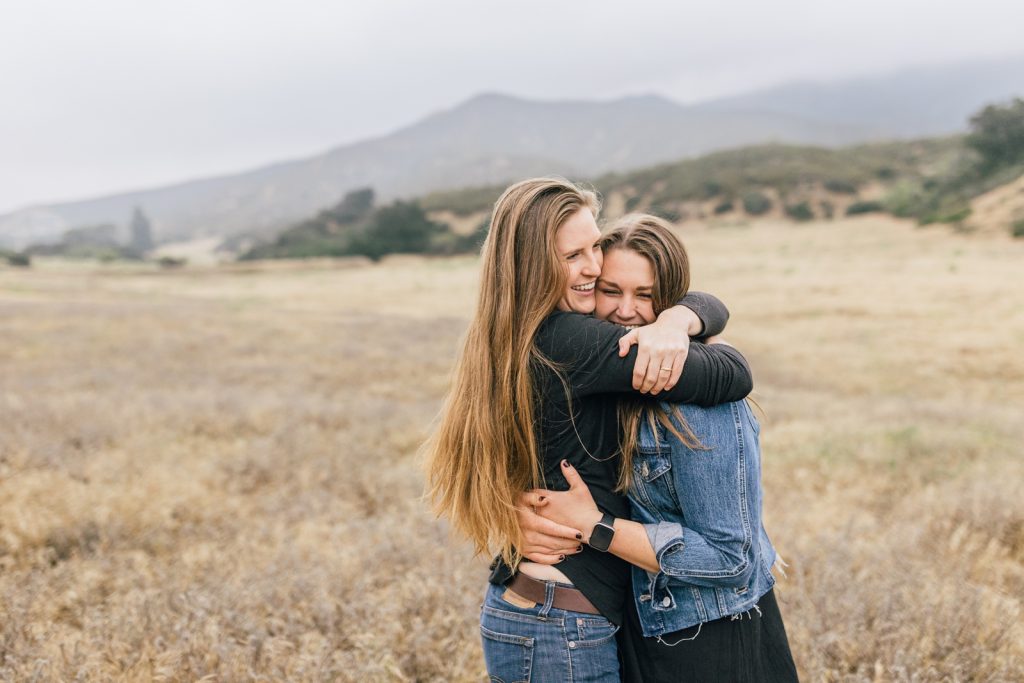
xmin=618 ymin=587 xmax=800 ymax=682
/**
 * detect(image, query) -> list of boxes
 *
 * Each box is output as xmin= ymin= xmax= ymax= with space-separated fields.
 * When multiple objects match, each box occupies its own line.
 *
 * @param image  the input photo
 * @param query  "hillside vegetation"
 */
xmin=249 ymin=138 xmax=968 ymax=261
xmin=418 ymin=98 xmax=1024 ymax=239
xmin=239 ymin=189 xmax=486 ymax=262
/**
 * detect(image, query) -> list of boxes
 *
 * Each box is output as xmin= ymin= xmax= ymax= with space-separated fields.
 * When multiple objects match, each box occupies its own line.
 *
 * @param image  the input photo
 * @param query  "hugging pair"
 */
xmin=426 ymin=178 xmax=798 ymax=682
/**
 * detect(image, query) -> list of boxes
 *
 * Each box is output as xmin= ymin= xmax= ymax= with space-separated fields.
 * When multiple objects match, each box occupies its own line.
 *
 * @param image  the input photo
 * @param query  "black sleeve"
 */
xmin=536 ymin=313 xmax=753 ymax=406
xmin=676 ymin=292 xmax=729 ymax=340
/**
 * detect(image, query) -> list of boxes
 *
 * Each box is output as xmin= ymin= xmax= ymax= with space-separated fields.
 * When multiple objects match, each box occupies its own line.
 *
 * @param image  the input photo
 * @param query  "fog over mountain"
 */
xmin=2 ymin=55 xmax=1023 ymax=249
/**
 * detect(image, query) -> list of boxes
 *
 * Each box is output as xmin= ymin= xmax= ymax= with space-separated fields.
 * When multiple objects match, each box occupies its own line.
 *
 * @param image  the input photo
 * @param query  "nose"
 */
xmin=618 ymin=296 xmax=636 ymax=319
xmin=582 ymin=250 xmax=601 ymax=277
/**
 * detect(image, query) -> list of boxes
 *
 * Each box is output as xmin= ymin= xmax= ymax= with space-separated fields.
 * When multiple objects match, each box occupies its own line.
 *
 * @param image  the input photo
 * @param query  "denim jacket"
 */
xmin=628 ymin=399 xmax=778 ymax=637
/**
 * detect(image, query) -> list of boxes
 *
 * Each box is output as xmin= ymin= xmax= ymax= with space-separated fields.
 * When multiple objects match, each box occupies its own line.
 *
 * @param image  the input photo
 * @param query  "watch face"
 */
xmin=590 ymin=522 xmax=614 ymax=552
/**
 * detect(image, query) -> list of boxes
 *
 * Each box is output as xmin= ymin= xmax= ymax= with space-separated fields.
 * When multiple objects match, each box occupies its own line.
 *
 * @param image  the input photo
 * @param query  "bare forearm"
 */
xmin=656 ymin=304 xmax=704 ymax=337
xmin=606 ymin=519 xmax=660 ymax=574
xmin=579 ymin=510 xmax=659 ymax=574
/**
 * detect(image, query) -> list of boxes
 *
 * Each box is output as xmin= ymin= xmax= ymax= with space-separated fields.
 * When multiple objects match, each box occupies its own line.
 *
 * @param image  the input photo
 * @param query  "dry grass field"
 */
xmin=1 ymin=216 xmax=1022 ymax=682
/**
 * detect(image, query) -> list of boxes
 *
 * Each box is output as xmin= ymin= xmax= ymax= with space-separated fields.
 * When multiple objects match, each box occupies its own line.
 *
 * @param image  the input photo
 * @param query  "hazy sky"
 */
xmin=2 ymin=0 xmax=1022 ymax=213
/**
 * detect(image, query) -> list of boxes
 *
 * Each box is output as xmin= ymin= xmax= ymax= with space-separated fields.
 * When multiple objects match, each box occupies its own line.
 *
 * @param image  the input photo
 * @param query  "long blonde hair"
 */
xmin=424 ymin=178 xmax=600 ymax=568
xmin=601 ymin=214 xmax=704 ymax=491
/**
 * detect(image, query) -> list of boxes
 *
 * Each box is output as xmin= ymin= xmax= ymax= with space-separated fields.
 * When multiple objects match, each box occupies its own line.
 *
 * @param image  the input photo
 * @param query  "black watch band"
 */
xmin=589 ymin=512 xmax=616 ymax=552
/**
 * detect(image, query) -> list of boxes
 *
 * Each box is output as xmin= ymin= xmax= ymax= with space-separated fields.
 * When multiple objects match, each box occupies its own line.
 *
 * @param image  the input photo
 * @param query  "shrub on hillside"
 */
xmin=347 ymin=201 xmax=447 ymax=261
xmin=332 ymin=188 xmax=376 ymax=223
xmin=1012 ymin=219 xmax=1024 ymax=238
xmin=967 ymin=98 xmax=1024 ymax=172
xmin=701 ymin=180 xmax=723 ymax=199
xmin=714 ymin=200 xmax=734 ymax=215
xmin=1 ymin=250 xmax=31 ymax=267
xmin=742 ymin=192 xmax=772 ymax=216
xmin=428 ymin=219 xmax=489 ymax=255
xmin=846 ymin=201 xmax=886 ymax=215
xmin=157 ymin=256 xmax=187 ymax=269
xmin=240 ymin=188 xmax=379 ymax=260
xmin=419 ymin=185 xmax=502 ymax=216
xmin=647 ymin=204 xmax=681 ymax=222
xmin=786 ymin=202 xmax=814 ymax=221
xmin=921 ymin=205 xmax=971 ymax=225
xmin=824 ymin=179 xmax=858 ymax=194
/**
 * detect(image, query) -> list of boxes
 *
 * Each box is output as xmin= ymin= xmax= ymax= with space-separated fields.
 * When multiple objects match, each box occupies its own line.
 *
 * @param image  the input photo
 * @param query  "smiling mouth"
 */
xmin=571 ymin=282 xmax=595 ymax=292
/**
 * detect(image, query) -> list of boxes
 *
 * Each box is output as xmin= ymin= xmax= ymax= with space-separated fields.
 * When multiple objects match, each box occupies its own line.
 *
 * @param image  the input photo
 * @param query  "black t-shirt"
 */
xmin=490 ymin=293 xmax=754 ymax=625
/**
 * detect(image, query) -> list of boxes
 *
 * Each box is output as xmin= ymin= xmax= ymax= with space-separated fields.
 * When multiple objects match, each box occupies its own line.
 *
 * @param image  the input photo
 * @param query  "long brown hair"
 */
xmin=600 ymin=214 xmax=704 ymax=491
xmin=424 ymin=178 xmax=600 ymax=568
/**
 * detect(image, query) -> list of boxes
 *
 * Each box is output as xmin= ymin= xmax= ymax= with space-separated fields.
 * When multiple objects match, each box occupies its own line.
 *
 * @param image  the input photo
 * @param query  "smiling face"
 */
xmin=595 ymin=247 xmax=656 ymax=327
xmin=554 ymin=207 xmax=603 ymax=314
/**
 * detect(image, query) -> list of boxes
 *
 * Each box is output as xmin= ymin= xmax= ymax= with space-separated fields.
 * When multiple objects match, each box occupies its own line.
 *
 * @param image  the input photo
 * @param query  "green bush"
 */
xmin=428 ymin=219 xmax=489 ymax=255
xmin=883 ymin=181 xmax=932 ymax=218
xmin=347 ymin=201 xmax=447 ymax=261
xmin=922 ymin=206 xmax=971 ymax=225
xmin=824 ymin=179 xmax=858 ymax=194
xmin=714 ymin=200 xmax=734 ymax=215
xmin=3 ymin=251 xmax=31 ymax=267
xmin=701 ymin=180 xmax=723 ymax=199
xmin=846 ymin=201 xmax=885 ymax=215
xmin=419 ymin=185 xmax=502 ymax=216
xmin=742 ymin=192 xmax=772 ymax=216
xmin=647 ymin=204 xmax=681 ymax=222
xmin=967 ymin=98 xmax=1024 ymax=171
xmin=785 ymin=202 xmax=814 ymax=221
xmin=1012 ymin=219 xmax=1024 ymax=238
xmin=624 ymin=195 xmax=644 ymax=212
xmin=157 ymin=256 xmax=187 ymax=269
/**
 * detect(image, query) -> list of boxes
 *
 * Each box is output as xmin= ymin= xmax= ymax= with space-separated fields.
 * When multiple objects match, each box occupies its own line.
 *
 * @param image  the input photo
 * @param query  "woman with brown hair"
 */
xmin=425 ymin=180 xmax=753 ymax=682
xmin=523 ymin=214 xmax=799 ymax=682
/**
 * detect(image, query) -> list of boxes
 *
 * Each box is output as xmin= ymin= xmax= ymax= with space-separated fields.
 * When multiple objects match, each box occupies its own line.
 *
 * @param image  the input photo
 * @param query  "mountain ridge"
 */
xmin=2 ymin=54 xmax=1023 ymax=249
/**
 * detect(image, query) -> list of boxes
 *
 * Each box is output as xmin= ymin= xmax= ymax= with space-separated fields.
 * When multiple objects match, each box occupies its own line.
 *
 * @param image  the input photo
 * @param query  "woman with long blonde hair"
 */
xmin=425 ymin=180 xmax=754 ymax=682
xmin=522 ymin=214 xmax=799 ymax=682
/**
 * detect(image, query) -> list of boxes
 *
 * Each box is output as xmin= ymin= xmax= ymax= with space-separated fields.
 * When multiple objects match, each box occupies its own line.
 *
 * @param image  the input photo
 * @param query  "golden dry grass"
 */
xmin=1 ymin=216 xmax=1022 ymax=681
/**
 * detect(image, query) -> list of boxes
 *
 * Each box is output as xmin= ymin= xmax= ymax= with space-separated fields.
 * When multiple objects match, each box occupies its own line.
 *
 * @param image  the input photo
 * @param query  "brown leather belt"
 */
xmin=507 ymin=572 xmax=601 ymax=615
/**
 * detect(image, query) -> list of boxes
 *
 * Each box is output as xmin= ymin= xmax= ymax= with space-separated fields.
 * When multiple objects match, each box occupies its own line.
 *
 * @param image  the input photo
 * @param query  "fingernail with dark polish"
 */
xmin=559 ymin=554 xmax=566 ymax=561
xmin=561 ymin=459 xmax=569 ymax=468
xmin=575 ymin=533 xmax=582 ymax=540
xmin=577 ymin=544 xmax=583 ymax=551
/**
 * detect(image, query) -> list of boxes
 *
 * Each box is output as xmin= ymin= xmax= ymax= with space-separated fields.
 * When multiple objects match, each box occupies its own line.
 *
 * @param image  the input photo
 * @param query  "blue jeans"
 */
xmin=480 ymin=581 xmax=621 ymax=683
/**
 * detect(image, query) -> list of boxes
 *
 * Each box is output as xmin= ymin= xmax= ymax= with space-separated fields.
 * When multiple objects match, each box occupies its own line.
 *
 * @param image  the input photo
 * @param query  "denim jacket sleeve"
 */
xmin=643 ymin=519 xmax=754 ymax=589
xmin=640 ymin=411 xmax=756 ymax=588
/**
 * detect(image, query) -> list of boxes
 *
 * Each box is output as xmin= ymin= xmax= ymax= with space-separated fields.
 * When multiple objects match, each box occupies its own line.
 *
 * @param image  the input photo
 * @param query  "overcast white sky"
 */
xmin=2 ymin=0 xmax=1022 ymax=213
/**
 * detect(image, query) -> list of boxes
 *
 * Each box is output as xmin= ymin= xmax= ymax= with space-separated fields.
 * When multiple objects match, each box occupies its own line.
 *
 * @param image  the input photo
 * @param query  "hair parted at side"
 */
xmin=600 ymin=213 xmax=704 ymax=491
xmin=424 ymin=177 xmax=600 ymax=568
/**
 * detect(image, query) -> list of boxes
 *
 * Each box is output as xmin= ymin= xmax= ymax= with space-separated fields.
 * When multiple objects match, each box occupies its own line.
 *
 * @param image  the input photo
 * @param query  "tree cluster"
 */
xmin=242 ymin=188 xmax=487 ymax=261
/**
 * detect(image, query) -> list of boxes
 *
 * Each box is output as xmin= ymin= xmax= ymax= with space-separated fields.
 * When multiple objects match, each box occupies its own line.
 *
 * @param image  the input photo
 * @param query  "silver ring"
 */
xmin=660 ymin=366 xmax=672 ymax=373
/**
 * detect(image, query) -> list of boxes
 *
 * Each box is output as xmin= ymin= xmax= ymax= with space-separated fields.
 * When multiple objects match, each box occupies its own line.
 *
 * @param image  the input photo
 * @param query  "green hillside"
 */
xmin=243 ymin=99 xmax=1024 ymax=260
xmin=422 ymin=138 xmax=961 ymax=216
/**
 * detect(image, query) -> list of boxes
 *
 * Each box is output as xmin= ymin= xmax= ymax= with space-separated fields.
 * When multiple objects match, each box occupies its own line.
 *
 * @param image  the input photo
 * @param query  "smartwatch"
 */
xmin=589 ymin=512 xmax=616 ymax=552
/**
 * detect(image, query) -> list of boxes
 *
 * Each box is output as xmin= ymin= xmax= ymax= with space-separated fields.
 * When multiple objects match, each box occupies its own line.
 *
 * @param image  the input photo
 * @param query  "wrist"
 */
xmin=586 ymin=511 xmax=616 ymax=552
xmin=582 ymin=509 xmax=605 ymax=545
xmin=661 ymin=305 xmax=703 ymax=337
